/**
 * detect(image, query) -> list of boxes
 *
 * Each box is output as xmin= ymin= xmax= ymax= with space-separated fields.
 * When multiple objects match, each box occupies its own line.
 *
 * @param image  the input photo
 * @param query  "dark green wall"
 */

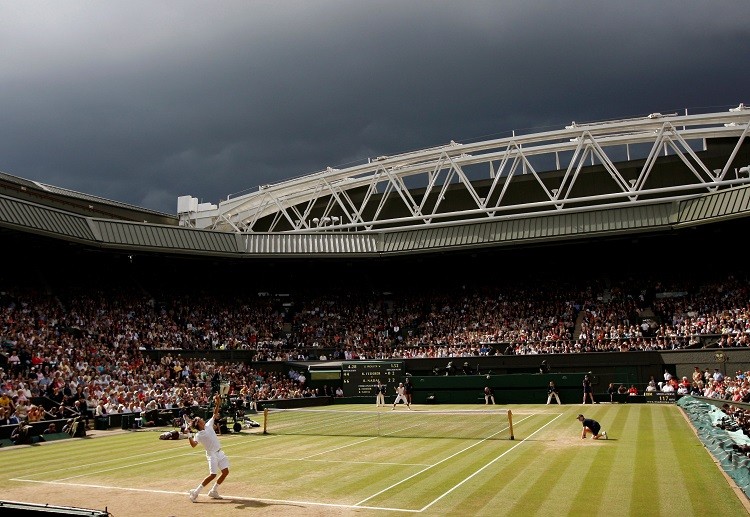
xmin=411 ymin=372 xmax=588 ymax=404
xmin=143 ymin=348 xmax=750 ymax=404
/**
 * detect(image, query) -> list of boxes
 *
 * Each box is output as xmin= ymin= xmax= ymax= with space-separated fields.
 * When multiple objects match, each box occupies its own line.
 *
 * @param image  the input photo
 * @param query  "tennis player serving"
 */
xmin=188 ymin=394 xmax=230 ymax=502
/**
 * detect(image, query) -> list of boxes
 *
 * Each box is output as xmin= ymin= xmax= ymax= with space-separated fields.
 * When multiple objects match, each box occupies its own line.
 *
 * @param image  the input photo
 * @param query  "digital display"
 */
xmin=644 ymin=392 xmax=676 ymax=403
xmin=310 ymin=370 xmax=342 ymax=381
xmin=341 ymin=361 xmax=405 ymax=397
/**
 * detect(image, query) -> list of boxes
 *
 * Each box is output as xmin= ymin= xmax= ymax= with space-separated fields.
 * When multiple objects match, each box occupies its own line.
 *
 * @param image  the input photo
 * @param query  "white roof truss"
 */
xmin=179 ymin=106 xmax=750 ymax=234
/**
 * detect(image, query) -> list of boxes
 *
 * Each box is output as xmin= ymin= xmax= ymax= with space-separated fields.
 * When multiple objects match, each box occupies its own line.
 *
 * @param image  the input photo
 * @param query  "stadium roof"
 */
xmin=1 ymin=106 xmax=749 ymax=258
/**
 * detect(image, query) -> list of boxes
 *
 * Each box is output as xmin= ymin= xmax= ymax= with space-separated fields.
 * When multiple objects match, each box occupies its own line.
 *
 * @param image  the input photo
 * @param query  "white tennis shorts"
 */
xmin=206 ymin=450 xmax=230 ymax=474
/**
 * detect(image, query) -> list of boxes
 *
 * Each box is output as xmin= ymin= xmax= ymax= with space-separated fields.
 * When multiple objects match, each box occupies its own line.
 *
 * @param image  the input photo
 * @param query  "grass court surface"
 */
xmin=1 ymin=403 xmax=747 ymax=517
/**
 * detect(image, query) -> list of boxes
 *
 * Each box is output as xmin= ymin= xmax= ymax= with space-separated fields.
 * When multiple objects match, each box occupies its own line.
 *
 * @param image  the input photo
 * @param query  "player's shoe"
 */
xmin=602 ymin=431 xmax=608 ymax=440
xmin=189 ymin=489 xmax=199 ymax=502
xmin=208 ymin=488 xmax=222 ymax=499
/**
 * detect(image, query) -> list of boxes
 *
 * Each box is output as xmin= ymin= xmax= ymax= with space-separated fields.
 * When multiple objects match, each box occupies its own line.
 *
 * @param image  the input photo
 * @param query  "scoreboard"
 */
xmin=341 ymin=361 xmax=405 ymax=397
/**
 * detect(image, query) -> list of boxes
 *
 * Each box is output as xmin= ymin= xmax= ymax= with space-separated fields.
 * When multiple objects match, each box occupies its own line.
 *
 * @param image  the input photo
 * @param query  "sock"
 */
xmin=195 ymin=484 xmax=204 ymax=493
xmin=211 ymin=483 xmax=219 ymax=491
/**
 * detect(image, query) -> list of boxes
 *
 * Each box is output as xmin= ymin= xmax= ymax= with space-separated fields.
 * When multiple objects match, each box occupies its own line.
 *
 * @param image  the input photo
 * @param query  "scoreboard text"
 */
xmin=341 ymin=361 xmax=405 ymax=397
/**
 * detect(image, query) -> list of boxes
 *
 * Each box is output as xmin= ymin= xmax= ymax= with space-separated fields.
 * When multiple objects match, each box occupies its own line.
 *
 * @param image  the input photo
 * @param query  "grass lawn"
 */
xmin=1 ymin=403 xmax=747 ymax=517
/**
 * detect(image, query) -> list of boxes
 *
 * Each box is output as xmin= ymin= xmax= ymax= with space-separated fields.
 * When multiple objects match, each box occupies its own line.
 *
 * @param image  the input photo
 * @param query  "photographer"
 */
xmin=63 ymin=416 xmax=86 ymax=437
xmin=62 ymin=418 xmax=75 ymax=434
xmin=10 ymin=421 xmax=33 ymax=445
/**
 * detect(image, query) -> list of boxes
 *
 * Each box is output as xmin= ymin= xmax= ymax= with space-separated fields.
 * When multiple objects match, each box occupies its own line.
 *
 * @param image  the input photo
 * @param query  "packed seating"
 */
xmin=1 ymin=268 xmax=749 ymax=440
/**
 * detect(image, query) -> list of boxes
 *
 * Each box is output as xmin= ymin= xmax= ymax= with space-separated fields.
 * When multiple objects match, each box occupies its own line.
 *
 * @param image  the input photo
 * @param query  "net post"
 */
xmin=263 ymin=408 xmax=269 ymax=434
xmin=507 ymin=409 xmax=514 ymax=440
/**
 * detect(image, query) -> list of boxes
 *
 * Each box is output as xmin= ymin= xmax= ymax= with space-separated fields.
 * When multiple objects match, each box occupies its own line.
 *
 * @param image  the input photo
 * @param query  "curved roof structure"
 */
xmin=179 ymin=106 xmax=750 ymax=235
xmin=1 ymin=106 xmax=749 ymax=258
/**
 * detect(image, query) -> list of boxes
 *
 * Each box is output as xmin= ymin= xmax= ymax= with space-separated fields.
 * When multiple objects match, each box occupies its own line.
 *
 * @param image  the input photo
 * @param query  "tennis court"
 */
xmin=2 ymin=404 xmax=747 ymax=516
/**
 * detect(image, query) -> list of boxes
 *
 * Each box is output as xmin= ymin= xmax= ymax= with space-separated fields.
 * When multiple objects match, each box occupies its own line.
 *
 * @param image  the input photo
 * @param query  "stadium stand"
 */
xmin=2 ymin=106 xmax=750 ymax=432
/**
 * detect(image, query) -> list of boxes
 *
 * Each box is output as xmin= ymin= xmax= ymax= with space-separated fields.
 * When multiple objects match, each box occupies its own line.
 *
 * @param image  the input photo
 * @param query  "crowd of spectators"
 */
xmin=684 ymin=366 xmax=750 ymax=403
xmin=3 ymin=273 xmax=750 ymax=359
xmin=0 ymin=350 xmax=316 ymax=438
xmin=1 ymin=269 xmax=750 ymax=437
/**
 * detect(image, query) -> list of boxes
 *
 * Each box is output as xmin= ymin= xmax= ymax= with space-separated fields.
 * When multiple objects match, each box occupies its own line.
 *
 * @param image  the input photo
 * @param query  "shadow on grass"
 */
xmin=192 ymin=498 xmax=305 ymax=511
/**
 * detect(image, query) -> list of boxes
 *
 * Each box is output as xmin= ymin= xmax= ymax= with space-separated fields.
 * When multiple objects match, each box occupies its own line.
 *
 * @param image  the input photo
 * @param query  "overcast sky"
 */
xmin=1 ymin=1 xmax=748 ymax=214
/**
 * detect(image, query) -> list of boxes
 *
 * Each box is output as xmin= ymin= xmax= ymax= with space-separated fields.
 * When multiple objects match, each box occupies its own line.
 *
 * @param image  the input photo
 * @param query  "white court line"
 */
xmin=27 ymin=434 xmax=253 ymax=482
xmin=19 ymin=449 xmax=188 ymax=479
xmin=37 ymin=439 xmax=431 ymax=483
xmin=354 ymin=414 xmax=534 ymax=507
xmin=251 ymin=456 xmax=432 ymax=467
xmin=9 ymin=479 xmax=420 ymax=513
xmin=301 ymin=435 xmax=379 ymax=459
xmin=15 ymin=432 xmax=250 ymax=479
xmin=299 ymin=417 xmax=448 ymax=460
xmin=13 ymin=438 xmax=188 ymax=478
xmin=10 ymin=412 xmax=561 ymax=513
xmin=418 ymin=412 xmax=565 ymax=512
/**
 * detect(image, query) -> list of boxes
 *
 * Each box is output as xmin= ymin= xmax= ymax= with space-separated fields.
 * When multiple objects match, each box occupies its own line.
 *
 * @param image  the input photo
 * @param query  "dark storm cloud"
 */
xmin=1 ymin=1 xmax=748 ymax=213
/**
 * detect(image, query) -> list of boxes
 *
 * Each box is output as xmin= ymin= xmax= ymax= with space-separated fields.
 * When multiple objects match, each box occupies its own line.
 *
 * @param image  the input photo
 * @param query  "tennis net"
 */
xmin=262 ymin=408 xmax=511 ymax=440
